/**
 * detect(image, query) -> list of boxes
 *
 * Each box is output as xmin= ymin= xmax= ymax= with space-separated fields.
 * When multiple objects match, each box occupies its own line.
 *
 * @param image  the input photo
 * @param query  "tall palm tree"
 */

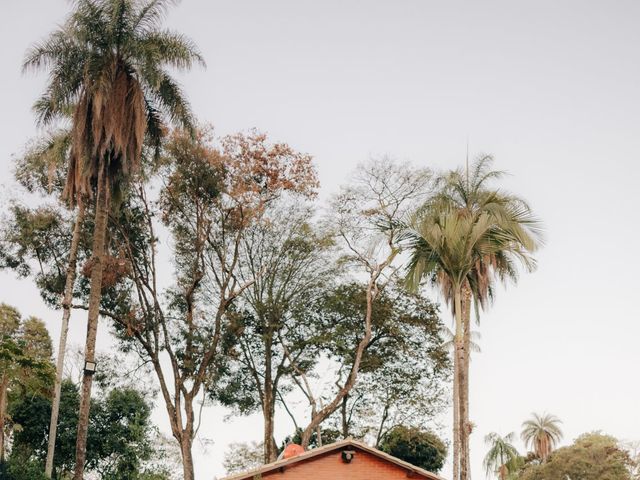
xmin=23 ymin=1 xmax=203 ymax=478
xmin=521 ymin=412 xmax=563 ymax=461
xmin=403 ymin=156 xmax=542 ymax=480
xmin=446 ymin=156 xmax=543 ymax=478
xmin=483 ymin=432 xmax=520 ymax=480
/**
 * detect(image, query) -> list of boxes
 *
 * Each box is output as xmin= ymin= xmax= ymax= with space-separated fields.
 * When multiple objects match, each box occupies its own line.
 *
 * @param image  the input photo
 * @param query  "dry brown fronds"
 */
xmin=64 ymin=59 xmax=146 ymax=204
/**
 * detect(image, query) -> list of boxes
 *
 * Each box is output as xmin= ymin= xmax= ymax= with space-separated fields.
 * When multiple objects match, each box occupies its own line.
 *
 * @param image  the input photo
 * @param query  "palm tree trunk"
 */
xmin=73 ymin=170 xmax=109 ymax=480
xmin=454 ymin=287 xmax=470 ymax=480
xmin=453 ymin=341 xmax=460 ymax=480
xmin=499 ymin=464 xmax=507 ymax=480
xmin=462 ymin=285 xmax=473 ymax=479
xmin=0 ymin=374 xmax=8 ymax=463
xmin=46 ymin=201 xmax=84 ymax=478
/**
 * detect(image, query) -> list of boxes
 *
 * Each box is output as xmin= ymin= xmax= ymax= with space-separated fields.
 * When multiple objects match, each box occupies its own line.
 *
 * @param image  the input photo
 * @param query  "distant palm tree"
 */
xmin=521 ymin=413 xmax=563 ymax=461
xmin=23 ymin=1 xmax=203 ymax=478
xmin=483 ymin=432 xmax=520 ymax=480
xmin=403 ymin=156 xmax=542 ymax=480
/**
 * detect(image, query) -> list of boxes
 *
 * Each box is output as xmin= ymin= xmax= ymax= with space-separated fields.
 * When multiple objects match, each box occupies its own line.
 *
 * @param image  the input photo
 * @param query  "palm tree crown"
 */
xmin=406 ymin=155 xmax=543 ymax=306
xmin=521 ymin=412 xmax=563 ymax=461
xmin=445 ymin=156 xmax=543 ymax=312
xmin=483 ymin=432 xmax=520 ymax=480
xmin=23 ymin=0 xmax=204 ymax=202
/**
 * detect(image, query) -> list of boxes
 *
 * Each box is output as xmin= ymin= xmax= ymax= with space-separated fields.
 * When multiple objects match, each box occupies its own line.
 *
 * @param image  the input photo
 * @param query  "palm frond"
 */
xmin=483 ymin=432 xmax=520 ymax=479
xmin=137 ymin=29 xmax=205 ymax=69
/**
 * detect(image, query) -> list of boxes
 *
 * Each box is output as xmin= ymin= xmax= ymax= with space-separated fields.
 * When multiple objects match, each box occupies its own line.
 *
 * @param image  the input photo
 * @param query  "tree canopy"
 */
xmin=379 ymin=425 xmax=448 ymax=473
xmin=518 ymin=433 xmax=633 ymax=480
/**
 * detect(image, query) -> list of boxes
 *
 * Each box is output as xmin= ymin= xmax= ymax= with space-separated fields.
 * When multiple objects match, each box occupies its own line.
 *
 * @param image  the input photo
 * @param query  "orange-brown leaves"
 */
xmin=82 ymin=252 xmax=131 ymax=289
xmin=161 ymin=128 xmax=319 ymax=231
xmin=214 ymin=130 xmax=318 ymax=229
xmin=220 ymin=130 xmax=319 ymax=205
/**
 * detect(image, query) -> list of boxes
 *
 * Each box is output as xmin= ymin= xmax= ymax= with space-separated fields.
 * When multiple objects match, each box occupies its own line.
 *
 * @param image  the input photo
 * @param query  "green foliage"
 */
xmin=0 ymin=204 xmax=79 ymax=307
xmin=223 ymin=441 xmax=265 ymax=475
xmin=0 ymin=305 xmax=53 ymax=474
xmin=13 ymin=129 xmax=71 ymax=196
xmin=315 ymin=282 xmax=448 ymax=373
xmin=8 ymin=379 xmax=165 ymax=479
xmin=379 ymin=425 xmax=447 ymax=473
xmin=1 ymin=451 xmax=48 ymax=480
xmin=0 ymin=304 xmax=54 ymax=404
xmin=318 ymin=283 xmax=450 ymax=442
xmin=281 ymin=428 xmax=342 ymax=451
xmin=518 ymin=433 xmax=633 ymax=480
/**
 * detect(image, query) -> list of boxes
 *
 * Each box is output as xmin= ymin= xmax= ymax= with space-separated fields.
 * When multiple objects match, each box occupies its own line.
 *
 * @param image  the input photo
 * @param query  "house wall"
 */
xmin=258 ymin=448 xmax=422 ymax=480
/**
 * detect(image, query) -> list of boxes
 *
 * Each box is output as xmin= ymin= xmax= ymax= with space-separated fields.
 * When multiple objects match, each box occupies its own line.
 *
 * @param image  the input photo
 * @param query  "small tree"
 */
xmin=222 ymin=442 xmax=264 ymax=475
xmin=314 ymin=282 xmax=450 ymax=445
xmin=379 ymin=425 xmax=447 ymax=473
xmin=0 ymin=305 xmax=54 ymax=463
xmin=8 ymin=379 xmax=169 ymax=479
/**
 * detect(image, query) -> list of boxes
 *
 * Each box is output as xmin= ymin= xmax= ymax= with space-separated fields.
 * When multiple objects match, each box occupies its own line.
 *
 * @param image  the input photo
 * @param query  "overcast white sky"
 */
xmin=2 ymin=1 xmax=640 ymax=479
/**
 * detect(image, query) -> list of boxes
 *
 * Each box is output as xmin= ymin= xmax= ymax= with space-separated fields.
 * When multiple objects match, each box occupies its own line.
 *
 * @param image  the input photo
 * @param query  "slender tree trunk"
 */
xmin=375 ymin=404 xmax=389 ymax=447
xmin=157 ymin=374 xmax=196 ymax=480
xmin=46 ymin=201 xmax=84 ymax=478
xmin=180 ymin=436 xmax=195 ymax=480
xmin=262 ymin=334 xmax=278 ymax=464
xmin=0 ymin=374 xmax=8 ymax=463
xmin=462 ymin=285 xmax=473 ymax=479
xmin=341 ymin=395 xmax=349 ymax=438
xmin=263 ymin=390 xmax=277 ymax=463
xmin=73 ymin=170 xmax=109 ymax=480
xmin=316 ymin=422 xmax=323 ymax=447
xmin=263 ymin=411 xmax=274 ymax=463
xmin=453 ymin=339 xmax=460 ymax=480
xmin=454 ymin=288 xmax=470 ymax=480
